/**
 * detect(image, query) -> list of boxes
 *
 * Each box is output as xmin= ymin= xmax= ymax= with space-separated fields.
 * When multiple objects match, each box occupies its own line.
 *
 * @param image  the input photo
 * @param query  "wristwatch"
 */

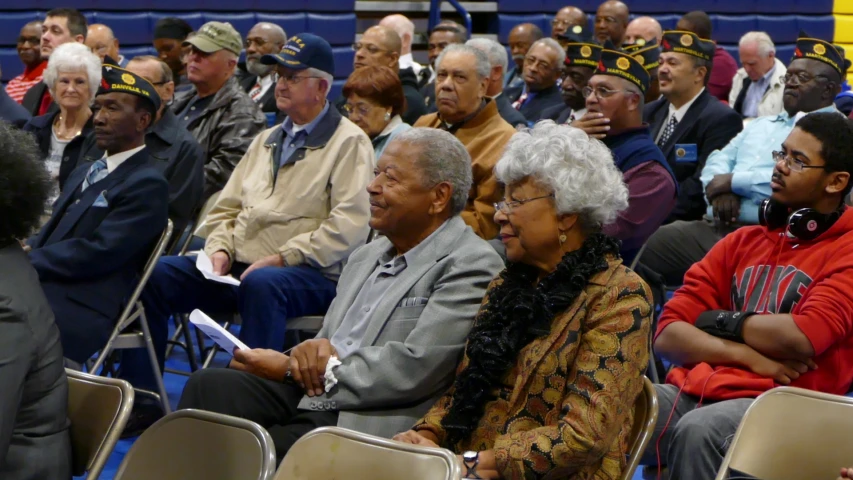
xmin=462 ymin=451 xmax=481 ymax=479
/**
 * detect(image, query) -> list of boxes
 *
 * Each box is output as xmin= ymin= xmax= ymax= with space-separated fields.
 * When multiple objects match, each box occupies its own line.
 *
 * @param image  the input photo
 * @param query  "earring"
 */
xmin=384 ymin=112 xmax=391 ymax=122
xmin=559 ymin=234 xmax=567 ymax=244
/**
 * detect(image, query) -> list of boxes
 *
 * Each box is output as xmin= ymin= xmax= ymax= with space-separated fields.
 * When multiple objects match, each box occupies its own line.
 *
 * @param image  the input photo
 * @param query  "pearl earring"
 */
xmin=559 ymin=234 xmax=567 ymax=244
xmin=384 ymin=112 xmax=391 ymax=122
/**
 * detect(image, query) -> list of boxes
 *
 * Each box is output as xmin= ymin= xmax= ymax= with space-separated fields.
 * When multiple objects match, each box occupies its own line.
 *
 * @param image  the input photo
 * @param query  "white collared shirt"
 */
xmin=398 ymin=53 xmax=423 ymax=75
xmin=104 ymin=144 xmax=146 ymax=173
xmin=656 ymin=88 xmax=705 ymax=143
xmin=571 ymin=108 xmax=587 ymax=122
xmin=254 ymin=73 xmax=275 ymax=102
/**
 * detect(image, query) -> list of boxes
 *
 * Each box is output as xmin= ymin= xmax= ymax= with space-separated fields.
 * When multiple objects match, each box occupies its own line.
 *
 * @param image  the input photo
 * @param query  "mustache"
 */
xmin=772 ymin=172 xmax=785 ymax=186
xmin=512 ymin=54 xmax=525 ymax=61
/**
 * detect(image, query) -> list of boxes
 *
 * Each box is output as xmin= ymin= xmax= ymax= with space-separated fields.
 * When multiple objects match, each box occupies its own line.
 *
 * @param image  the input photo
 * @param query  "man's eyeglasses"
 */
xmin=278 ymin=74 xmax=323 ymax=86
xmin=582 ymin=86 xmax=635 ymax=99
xmin=772 ymin=150 xmax=828 ymax=172
xmin=782 ymin=72 xmax=828 ymax=86
xmin=352 ymin=42 xmax=388 ymax=55
xmin=494 ymin=194 xmax=555 ymax=214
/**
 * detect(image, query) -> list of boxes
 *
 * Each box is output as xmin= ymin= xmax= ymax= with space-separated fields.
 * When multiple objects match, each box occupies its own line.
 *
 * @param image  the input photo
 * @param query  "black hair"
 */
xmin=692 ymin=56 xmax=713 ymax=85
xmin=795 ymin=112 xmax=853 ymax=197
xmin=681 ymin=11 xmax=713 ymax=39
xmin=0 ymin=123 xmax=51 ymax=245
xmin=153 ymin=17 xmax=194 ymax=40
xmin=45 ymin=8 xmax=88 ymax=40
xmin=432 ymin=22 xmax=467 ymax=43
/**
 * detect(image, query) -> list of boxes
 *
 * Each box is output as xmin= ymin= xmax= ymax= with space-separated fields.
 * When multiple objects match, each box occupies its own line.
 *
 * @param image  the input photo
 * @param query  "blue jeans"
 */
xmin=120 ymin=255 xmax=337 ymax=391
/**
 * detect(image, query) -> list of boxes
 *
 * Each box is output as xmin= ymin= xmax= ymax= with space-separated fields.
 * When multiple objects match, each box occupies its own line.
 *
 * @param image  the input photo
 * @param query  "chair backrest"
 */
xmin=190 ymin=190 xmax=222 ymax=242
xmin=113 ymin=409 xmax=276 ymax=480
xmin=622 ymin=376 xmax=658 ymax=480
xmin=276 ymin=426 xmax=461 ymax=480
xmin=114 ymin=219 xmax=173 ymax=325
xmin=715 ymin=386 xmax=853 ymax=480
xmin=66 ymin=369 xmax=135 ymax=479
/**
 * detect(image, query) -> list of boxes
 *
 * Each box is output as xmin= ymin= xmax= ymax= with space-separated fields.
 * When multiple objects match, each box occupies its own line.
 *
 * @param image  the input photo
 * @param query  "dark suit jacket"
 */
xmin=540 ymin=104 xmax=573 ymax=124
xmin=76 ymin=109 xmax=205 ymax=238
xmin=238 ymin=74 xmax=278 ymax=114
xmin=494 ymin=93 xmax=527 ymax=128
xmin=29 ymin=149 xmax=169 ymax=363
xmin=21 ymin=82 xmax=58 ymax=118
xmin=504 ymin=84 xmax=563 ymax=124
xmin=643 ymin=89 xmax=743 ymax=221
xmin=0 ymin=87 xmax=30 ymax=128
xmin=399 ymin=67 xmax=427 ymax=125
xmin=0 ymin=244 xmax=71 ymax=480
xmin=421 ymin=80 xmax=437 ymax=114
xmin=23 ymin=111 xmax=95 ymax=189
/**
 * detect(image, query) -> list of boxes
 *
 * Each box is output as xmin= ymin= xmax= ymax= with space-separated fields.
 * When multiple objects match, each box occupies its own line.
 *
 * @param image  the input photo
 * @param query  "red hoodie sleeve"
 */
xmin=791 ymin=254 xmax=853 ymax=356
xmin=654 ymin=230 xmax=737 ymax=341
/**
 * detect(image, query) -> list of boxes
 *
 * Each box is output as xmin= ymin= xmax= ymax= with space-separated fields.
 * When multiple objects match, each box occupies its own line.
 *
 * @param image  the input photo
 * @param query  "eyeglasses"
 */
xmin=551 ymin=18 xmax=571 ymax=27
xmin=782 ymin=72 xmax=828 ymax=86
xmin=278 ymin=74 xmax=323 ymax=86
xmin=494 ymin=194 xmax=555 ymax=214
xmin=582 ymin=86 xmax=635 ymax=99
xmin=342 ymin=103 xmax=374 ymax=118
xmin=596 ymin=16 xmax=619 ymax=25
xmin=772 ymin=151 xmax=828 ymax=172
xmin=352 ymin=42 xmax=388 ymax=55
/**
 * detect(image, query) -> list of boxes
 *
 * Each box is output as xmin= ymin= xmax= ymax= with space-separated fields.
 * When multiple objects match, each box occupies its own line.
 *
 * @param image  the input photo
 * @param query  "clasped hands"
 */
xmin=704 ymin=173 xmax=740 ymax=226
xmin=209 ymin=250 xmax=284 ymax=281
xmin=229 ymin=338 xmax=338 ymax=397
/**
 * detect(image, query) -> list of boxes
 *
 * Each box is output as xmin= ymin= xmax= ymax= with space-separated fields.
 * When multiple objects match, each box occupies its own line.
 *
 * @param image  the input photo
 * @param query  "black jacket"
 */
xmin=238 ymin=73 xmax=278 ymax=114
xmin=643 ymin=89 xmax=743 ymax=221
xmin=0 ymin=87 xmax=30 ymax=128
xmin=421 ymin=80 xmax=436 ymax=114
xmin=76 ymin=109 xmax=205 ymax=237
xmin=540 ymin=104 xmax=574 ymax=124
xmin=23 ymin=111 xmax=95 ymax=189
xmin=398 ymin=67 xmax=426 ymax=125
xmin=21 ymin=83 xmax=58 ymax=118
xmin=494 ymin=93 xmax=527 ymax=127
xmin=504 ymin=84 xmax=563 ymax=123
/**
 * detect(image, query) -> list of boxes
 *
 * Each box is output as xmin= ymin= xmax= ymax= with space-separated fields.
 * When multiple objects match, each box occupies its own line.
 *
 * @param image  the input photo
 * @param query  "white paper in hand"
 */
xmin=189 ymin=309 xmax=249 ymax=354
xmin=195 ymin=251 xmax=241 ymax=286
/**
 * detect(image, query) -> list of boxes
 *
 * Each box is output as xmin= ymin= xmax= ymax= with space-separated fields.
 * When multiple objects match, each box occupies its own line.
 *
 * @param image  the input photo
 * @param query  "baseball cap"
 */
xmin=184 ymin=21 xmax=242 ymax=56
xmin=260 ymin=33 xmax=335 ymax=76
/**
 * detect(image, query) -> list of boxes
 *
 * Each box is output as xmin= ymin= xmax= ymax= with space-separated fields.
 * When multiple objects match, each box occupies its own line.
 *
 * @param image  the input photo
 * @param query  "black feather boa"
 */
xmin=439 ymin=233 xmax=621 ymax=449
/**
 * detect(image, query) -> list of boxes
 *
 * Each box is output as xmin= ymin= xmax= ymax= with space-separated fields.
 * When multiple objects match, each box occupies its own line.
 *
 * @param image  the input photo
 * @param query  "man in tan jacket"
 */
xmin=415 ymin=44 xmax=516 ymax=240
xmin=120 ymin=33 xmax=374 ymax=434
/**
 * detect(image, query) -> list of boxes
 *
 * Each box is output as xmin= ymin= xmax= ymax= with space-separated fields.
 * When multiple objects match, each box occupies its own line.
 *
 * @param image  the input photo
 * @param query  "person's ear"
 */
xmin=557 ymin=212 xmax=578 ymax=233
xmin=163 ymin=81 xmax=175 ymax=104
xmin=825 ymin=171 xmax=850 ymax=196
xmin=74 ymin=34 xmax=85 ymax=44
xmin=429 ymin=182 xmax=453 ymax=215
xmin=389 ymin=51 xmax=400 ymax=67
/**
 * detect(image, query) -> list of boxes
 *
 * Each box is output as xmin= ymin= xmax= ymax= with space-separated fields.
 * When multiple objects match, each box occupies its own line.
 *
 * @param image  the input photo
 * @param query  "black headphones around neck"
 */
xmin=758 ymin=198 xmax=843 ymax=241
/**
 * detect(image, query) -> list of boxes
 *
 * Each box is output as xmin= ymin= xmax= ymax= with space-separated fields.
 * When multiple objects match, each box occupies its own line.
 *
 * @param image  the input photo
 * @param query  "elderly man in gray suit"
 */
xmin=178 ymin=127 xmax=504 ymax=461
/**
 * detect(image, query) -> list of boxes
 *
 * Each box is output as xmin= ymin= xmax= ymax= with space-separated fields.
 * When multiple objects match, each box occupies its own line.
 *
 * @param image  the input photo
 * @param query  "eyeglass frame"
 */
xmin=351 ymin=42 xmax=389 ymax=55
xmin=771 ymin=150 xmax=828 ymax=172
xmin=494 ymin=194 xmax=555 ymax=214
xmin=342 ymin=101 xmax=376 ymax=118
xmin=782 ymin=71 xmax=829 ymax=86
xmin=276 ymin=73 xmax=324 ymax=86
xmin=582 ymin=85 xmax=637 ymax=99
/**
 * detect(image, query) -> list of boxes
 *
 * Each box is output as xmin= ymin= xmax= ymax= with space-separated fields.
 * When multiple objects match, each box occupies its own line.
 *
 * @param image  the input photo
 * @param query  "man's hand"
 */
xmin=743 ymin=349 xmax=817 ymax=385
xmin=240 ymin=253 xmax=284 ymax=280
xmin=210 ymin=250 xmax=231 ymax=275
xmin=838 ymin=467 xmax=853 ymax=479
xmin=711 ymin=193 xmax=741 ymax=226
xmin=229 ymin=348 xmax=290 ymax=381
xmin=570 ymin=112 xmax=610 ymax=139
xmin=289 ymin=339 xmax=338 ymax=397
xmin=705 ymin=173 xmax=734 ymax=199
xmin=393 ymin=430 xmax=440 ymax=448
xmin=18 ymin=239 xmax=31 ymax=253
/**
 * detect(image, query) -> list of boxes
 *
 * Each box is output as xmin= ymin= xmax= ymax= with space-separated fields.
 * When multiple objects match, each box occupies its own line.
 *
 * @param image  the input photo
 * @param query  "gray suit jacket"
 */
xmin=296 ymin=216 xmax=504 ymax=438
xmin=0 ymin=244 xmax=71 ymax=480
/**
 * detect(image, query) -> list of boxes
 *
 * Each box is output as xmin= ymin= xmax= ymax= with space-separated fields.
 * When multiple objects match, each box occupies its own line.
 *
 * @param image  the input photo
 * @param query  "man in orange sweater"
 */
xmin=415 ymin=44 xmax=515 ymax=240
xmin=643 ymin=111 xmax=853 ymax=479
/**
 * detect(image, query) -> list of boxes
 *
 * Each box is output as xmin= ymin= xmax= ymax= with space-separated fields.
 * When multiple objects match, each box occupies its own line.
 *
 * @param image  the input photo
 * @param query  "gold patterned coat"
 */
xmin=412 ymin=258 xmax=652 ymax=479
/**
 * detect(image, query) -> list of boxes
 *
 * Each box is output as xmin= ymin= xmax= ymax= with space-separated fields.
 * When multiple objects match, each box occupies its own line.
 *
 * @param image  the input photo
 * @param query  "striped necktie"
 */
xmin=81 ymin=159 xmax=108 ymax=192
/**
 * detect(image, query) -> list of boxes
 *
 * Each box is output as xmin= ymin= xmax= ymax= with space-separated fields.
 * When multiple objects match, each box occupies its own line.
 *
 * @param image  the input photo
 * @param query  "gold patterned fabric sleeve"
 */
xmin=492 ymin=279 xmax=652 ymax=479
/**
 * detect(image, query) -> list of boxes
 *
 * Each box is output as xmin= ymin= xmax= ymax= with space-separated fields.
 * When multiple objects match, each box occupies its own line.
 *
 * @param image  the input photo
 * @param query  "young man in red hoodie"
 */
xmin=642 ymin=111 xmax=853 ymax=479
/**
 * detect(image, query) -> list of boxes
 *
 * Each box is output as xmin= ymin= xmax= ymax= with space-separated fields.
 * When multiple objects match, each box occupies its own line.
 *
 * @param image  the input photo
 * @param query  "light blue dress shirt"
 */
xmin=743 ymin=64 xmax=777 ymax=118
xmin=279 ymin=100 xmax=330 ymax=168
xmin=700 ymin=105 xmax=841 ymax=224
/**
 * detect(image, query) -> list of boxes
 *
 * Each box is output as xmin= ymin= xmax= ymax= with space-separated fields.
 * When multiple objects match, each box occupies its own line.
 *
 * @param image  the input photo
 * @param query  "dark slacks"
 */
xmin=640 ymin=220 xmax=724 ymax=286
xmin=178 ymin=368 xmax=339 ymax=462
xmin=120 ymin=255 xmax=337 ymax=391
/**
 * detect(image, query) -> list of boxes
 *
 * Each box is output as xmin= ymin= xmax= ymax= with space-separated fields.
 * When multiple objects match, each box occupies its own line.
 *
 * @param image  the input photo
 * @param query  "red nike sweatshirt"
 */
xmin=656 ymin=207 xmax=853 ymax=401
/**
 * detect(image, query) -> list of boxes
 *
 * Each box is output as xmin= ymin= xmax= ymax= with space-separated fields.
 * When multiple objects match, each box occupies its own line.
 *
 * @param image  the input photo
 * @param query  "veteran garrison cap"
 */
xmin=793 ymin=30 xmax=848 ymax=77
xmin=561 ymin=25 xmax=602 ymax=69
xmin=97 ymin=65 xmax=161 ymax=112
xmin=596 ymin=42 xmax=650 ymax=92
xmin=661 ymin=30 xmax=715 ymax=61
xmin=624 ymin=38 xmax=661 ymax=71
xmin=184 ymin=21 xmax=243 ymax=56
xmin=260 ymin=33 xmax=335 ymax=76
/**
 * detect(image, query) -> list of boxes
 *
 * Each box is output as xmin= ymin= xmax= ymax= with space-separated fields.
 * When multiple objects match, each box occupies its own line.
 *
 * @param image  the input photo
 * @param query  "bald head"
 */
xmin=85 ymin=24 xmax=119 ymax=63
xmin=594 ymin=1 xmax=629 ymax=45
xmin=624 ymin=16 xmax=662 ymax=46
xmin=246 ymin=22 xmax=287 ymax=77
xmin=354 ymin=25 xmax=402 ymax=69
xmin=509 ymin=23 xmax=544 ymax=69
xmin=366 ymin=25 xmax=402 ymax=55
xmin=379 ymin=14 xmax=415 ymax=54
xmin=552 ymin=6 xmax=588 ymax=38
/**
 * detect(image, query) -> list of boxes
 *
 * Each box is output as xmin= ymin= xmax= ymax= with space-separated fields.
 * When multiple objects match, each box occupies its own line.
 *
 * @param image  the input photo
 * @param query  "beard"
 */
xmin=246 ymin=58 xmax=274 ymax=77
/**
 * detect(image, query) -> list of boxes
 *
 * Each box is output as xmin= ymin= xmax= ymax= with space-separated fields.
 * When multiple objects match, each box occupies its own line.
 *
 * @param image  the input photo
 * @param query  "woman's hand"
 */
xmin=392 ymin=430 xmax=439 ymax=448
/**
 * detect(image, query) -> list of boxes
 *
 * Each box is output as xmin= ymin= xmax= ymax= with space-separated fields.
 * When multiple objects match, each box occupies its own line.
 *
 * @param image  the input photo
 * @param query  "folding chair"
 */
xmin=622 ymin=376 xmax=659 ymax=480
xmin=66 ymin=369 xmax=135 ymax=480
xmin=276 ymin=426 xmax=461 ymax=480
xmin=113 ymin=409 xmax=276 ymax=480
xmin=90 ymin=219 xmax=173 ymax=414
xmin=715 ymin=386 xmax=853 ymax=480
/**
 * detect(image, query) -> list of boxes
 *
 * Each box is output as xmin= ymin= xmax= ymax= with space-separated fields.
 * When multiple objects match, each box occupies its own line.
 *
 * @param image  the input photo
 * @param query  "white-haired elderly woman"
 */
xmin=395 ymin=121 xmax=653 ymax=479
xmin=23 ymin=42 xmax=101 ymax=203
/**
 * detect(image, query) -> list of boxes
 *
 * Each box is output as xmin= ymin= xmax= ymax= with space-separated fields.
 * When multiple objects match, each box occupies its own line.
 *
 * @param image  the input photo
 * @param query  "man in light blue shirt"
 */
xmin=641 ymin=32 xmax=846 ymax=286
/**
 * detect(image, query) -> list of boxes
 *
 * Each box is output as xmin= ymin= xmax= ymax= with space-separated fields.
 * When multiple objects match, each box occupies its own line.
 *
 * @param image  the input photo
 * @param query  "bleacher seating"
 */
xmin=0 ymin=7 xmax=356 ymax=99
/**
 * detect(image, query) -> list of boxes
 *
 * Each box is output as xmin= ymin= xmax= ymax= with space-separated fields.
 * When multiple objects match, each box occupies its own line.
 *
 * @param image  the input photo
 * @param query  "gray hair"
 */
xmin=495 ymin=121 xmax=628 ymax=229
xmin=391 ymin=128 xmax=473 ymax=216
xmin=465 ymin=38 xmax=508 ymax=75
xmin=128 ymin=55 xmax=173 ymax=83
xmin=435 ymin=44 xmax=491 ymax=80
xmin=43 ymin=42 xmax=102 ymax=100
xmin=306 ymin=67 xmax=334 ymax=99
xmin=739 ymin=31 xmax=775 ymax=57
xmin=531 ymin=38 xmax=567 ymax=69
